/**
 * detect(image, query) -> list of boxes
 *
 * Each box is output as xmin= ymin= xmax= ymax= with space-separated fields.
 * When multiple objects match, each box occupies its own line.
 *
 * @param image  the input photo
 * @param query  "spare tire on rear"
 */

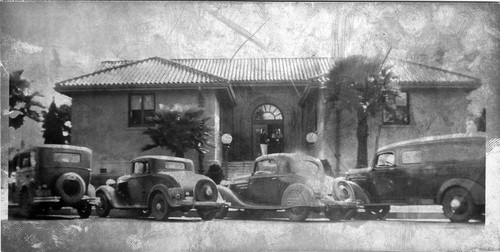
xmin=55 ymin=172 xmax=86 ymax=204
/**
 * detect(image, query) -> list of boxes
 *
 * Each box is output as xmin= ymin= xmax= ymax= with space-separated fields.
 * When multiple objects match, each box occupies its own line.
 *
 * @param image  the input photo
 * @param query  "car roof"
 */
xmin=378 ymin=133 xmax=486 ymax=153
xmin=14 ymin=144 xmax=92 ymax=154
xmin=255 ymin=153 xmax=321 ymax=163
xmin=131 ymin=155 xmax=192 ymax=163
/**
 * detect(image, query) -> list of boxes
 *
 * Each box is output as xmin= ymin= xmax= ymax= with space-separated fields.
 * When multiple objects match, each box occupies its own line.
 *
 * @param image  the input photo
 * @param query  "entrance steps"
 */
xmin=225 ymin=161 xmax=254 ymax=179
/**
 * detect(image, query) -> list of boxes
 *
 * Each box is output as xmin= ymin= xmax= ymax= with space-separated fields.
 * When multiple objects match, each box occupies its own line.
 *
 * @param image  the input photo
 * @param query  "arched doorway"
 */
xmin=252 ymin=104 xmax=284 ymax=158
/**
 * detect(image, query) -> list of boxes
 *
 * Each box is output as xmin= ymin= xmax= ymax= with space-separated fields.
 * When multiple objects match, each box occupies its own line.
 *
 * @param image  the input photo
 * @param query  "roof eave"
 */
xmin=398 ymin=81 xmax=481 ymax=92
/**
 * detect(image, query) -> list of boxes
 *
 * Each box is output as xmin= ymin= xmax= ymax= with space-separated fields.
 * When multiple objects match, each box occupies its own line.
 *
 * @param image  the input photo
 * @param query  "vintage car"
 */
xmin=8 ymin=145 xmax=98 ymax=218
xmin=216 ymin=153 xmax=358 ymax=222
xmin=345 ymin=134 xmax=486 ymax=222
xmin=95 ymin=156 xmax=225 ymax=221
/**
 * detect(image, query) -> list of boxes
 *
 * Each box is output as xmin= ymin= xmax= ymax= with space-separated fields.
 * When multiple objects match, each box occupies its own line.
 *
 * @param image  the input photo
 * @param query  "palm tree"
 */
xmin=326 ymin=55 xmax=397 ymax=168
xmin=9 ymin=70 xmax=45 ymax=129
xmin=141 ymin=105 xmax=213 ymax=158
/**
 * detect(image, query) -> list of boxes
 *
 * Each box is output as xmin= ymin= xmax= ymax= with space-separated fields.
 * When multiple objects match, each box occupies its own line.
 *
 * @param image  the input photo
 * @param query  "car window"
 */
xmin=133 ymin=162 xmax=148 ymax=174
xmin=376 ymin=152 xmax=395 ymax=167
xmin=255 ymin=160 xmax=279 ymax=174
xmin=402 ymin=150 xmax=422 ymax=164
xmin=54 ymin=152 xmax=81 ymax=163
xmin=163 ymin=161 xmax=185 ymax=171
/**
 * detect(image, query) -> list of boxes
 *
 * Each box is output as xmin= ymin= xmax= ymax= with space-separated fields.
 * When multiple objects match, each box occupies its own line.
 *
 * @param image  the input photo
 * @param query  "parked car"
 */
xmin=95 ymin=156 xmax=225 ymax=221
xmin=345 ymin=134 xmax=485 ymax=222
xmin=216 ymin=153 xmax=358 ymax=222
xmin=8 ymin=145 xmax=98 ymax=218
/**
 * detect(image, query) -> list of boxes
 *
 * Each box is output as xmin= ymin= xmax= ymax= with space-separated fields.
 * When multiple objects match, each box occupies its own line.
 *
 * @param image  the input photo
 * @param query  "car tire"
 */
xmin=442 ymin=187 xmax=476 ymax=223
xmin=55 ymin=172 xmax=86 ymax=204
xmin=151 ymin=193 xmax=170 ymax=221
xmin=77 ymin=204 xmax=92 ymax=219
xmin=19 ymin=190 xmax=36 ymax=218
xmin=332 ymin=179 xmax=355 ymax=202
xmin=344 ymin=188 xmax=371 ymax=220
xmin=95 ymin=192 xmax=111 ymax=218
xmin=285 ymin=207 xmax=310 ymax=222
xmin=197 ymin=209 xmax=218 ymax=221
xmin=325 ymin=209 xmax=345 ymax=222
xmin=215 ymin=207 xmax=229 ymax=219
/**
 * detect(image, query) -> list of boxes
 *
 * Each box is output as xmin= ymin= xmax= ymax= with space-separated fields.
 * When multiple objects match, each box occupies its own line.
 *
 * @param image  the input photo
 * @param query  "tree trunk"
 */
xmin=356 ymin=109 xmax=369 ymax=168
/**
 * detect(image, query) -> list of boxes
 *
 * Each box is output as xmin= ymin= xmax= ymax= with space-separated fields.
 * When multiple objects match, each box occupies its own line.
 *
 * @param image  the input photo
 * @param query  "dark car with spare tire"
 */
xmin=345 ymin=134 xmax=486 ymax=222
xmin=216 ymin=153 xmax=358 ymax=222
xmin=8 ymin=145 xmax=98 ymax=218
xmin=94 ymin=155 xmax=225 ymax=221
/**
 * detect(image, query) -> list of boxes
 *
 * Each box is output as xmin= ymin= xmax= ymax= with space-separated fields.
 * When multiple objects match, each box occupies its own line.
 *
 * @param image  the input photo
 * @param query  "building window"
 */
xmin=253 ymin=104 xmax=283 ymax=120
xmin=129 ymin=94 xmax=155 ymax=126
xmin=383 ymin=92 xmax=409 ymax=125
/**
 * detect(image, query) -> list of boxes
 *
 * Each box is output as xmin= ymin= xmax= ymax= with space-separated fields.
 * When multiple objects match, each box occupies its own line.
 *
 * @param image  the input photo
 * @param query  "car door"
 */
xmin=371 ymin=152 xmax=408 ymax=202
xmin=249 ymin=159 xmax=282 ymax=204
xmin=127 ymin=161 xmax=151 ymax=206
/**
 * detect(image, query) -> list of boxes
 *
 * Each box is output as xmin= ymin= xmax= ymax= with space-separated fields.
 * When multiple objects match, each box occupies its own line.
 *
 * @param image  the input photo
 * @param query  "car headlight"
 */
xmin=195 ymin=180 xmax=218 ymax=202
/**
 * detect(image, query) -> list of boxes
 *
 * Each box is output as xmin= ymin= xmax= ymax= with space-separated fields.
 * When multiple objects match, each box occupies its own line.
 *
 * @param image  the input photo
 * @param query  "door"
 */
xmin=128 ymin=161 xmax=151 ymax=206
xmin=249 ymin=159 xmax=282 ymax=204
xmin=252 ymin=104 xmax=284 ymax=158
xmin=371 ymin=152 xmax=408 ymax=202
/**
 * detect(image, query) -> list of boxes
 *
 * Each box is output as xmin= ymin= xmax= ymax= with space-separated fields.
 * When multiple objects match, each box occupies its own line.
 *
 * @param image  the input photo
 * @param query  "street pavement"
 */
xmin=2 ymin=206 xmax=492 ymax=252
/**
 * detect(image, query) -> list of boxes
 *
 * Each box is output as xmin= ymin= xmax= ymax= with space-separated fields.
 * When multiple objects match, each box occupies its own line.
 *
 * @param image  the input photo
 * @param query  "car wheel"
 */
xmin=19 ymin=190 xmax=36 ymax=218
xmin=197 ymin=209 xmax=218 ymax=221
xmin=285 ymin=207 xmax=310 ymax=222
xmin=365 ymin=206 xmax=390 ymax=220
xmin=151 ymin=193 xmax=170 ymax=221
xmin=95 ymin=192 xmax=111 ymax=218
xmin=442 ymin=187 xmax=476 ymax=223
xmin=324 ymin=209 xmax=345 ymax=222
xmin=345 ymin=189 xmax=371 ymax=220
xmin=215 ymin=207 xmax=229 ymax=219
xmin=77 ymin=204 xmax=92 ymax=219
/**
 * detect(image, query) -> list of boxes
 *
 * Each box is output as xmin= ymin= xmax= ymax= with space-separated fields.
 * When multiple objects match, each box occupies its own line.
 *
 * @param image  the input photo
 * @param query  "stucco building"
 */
xmin=54 ymin=57 xmax=480 ymax=178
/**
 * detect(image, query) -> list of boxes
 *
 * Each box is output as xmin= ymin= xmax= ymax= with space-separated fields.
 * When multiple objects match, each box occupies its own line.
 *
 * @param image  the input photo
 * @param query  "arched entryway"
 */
xmin=252 ymin=104 xmax=284 ymax=158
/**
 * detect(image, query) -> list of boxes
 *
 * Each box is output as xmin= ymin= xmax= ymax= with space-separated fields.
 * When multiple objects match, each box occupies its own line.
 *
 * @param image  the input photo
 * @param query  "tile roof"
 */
xmin=389 ymin=59 xmax=480 ymax=90
xmin=55 ymin=57 xmax=480 ymax=92
xmin=172 ymin=58 xmax=334 ymax=83
xmin=56 ymin=57 xmax=228 ymax=90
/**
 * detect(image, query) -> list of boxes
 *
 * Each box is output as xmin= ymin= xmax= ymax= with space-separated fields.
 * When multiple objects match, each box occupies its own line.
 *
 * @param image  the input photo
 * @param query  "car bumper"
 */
xmin=33 ymin=195 xmax=100 ymax=206
xmin=175 ymin=197 xmax=225 ymax=209
xmin=321 ymin=199 xmax=358 ymax=209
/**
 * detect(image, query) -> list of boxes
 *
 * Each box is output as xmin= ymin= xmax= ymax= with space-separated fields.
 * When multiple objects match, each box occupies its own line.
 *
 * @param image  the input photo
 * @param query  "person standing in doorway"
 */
xmin=259 ymin=129 xmax=269 ymax=156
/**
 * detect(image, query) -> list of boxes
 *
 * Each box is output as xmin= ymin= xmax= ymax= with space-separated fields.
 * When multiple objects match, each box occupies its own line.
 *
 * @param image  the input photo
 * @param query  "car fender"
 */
xmin=216 ymin=185 xmax=249 ymax=208
xmin=95 ymin=185 xmax=119 ymax=208
xmin=346 ymin=181 xmax=371 ymax=204
xmin=147 ymin=184 xmax=180 ymax=208
xmin=281 ymin=183 xmax=320 ymax=208
xmin=437 ymin=178 xmax=485 ymax=205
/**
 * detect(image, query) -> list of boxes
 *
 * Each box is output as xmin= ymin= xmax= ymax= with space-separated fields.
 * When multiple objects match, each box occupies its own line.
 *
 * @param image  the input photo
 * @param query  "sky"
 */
xmin=1 ymin=2 xmax=499 ymax=148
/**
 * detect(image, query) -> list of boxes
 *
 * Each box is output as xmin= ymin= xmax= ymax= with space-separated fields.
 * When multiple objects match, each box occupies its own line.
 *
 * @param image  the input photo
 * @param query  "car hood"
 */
xmin=346 ymin=167 xmax=372 ymax=175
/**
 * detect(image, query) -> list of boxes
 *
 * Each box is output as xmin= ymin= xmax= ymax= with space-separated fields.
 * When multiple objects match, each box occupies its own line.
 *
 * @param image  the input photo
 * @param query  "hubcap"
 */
xmin=155 ymin=201 xmax=163 ymax=212
xmin=450 ymin=197 xmax=462 ymax=212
